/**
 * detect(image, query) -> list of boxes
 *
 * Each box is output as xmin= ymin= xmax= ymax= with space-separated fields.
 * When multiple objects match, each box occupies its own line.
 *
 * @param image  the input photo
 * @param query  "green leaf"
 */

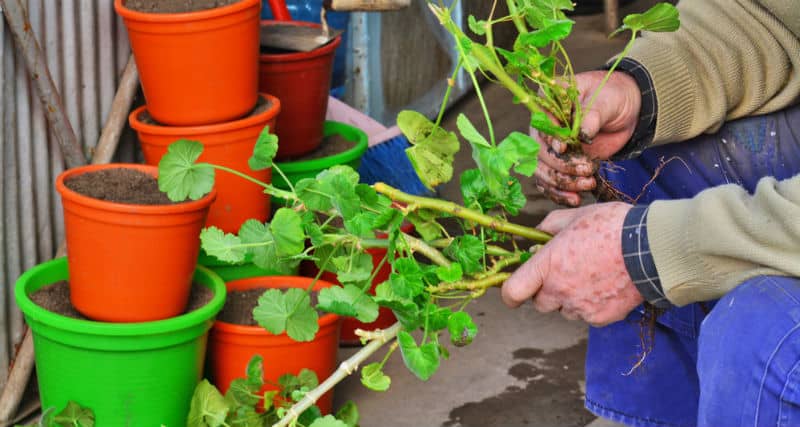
xmin=498 ymin=131 xmax=540 ymax=176
xmin=448 ymin=312 xmax=478 ymax=347
xmin=298 ymin=368 xmax=320 ymax=389
xmin=530 ymin=112 xmax=571 ymax=138
xmin=516 ymin=19 xmax=573 ymax=48
xmin=228 ymin=406 xmax=264 ymax=427
xmin=619 ymin=3 xmax=680 ymax=34
xmin=374 ymin=282 xmax=422 ymax=330
xmin=201 ymin=227 xmax=246 ymax=264
xmin=398 ymin=110 xmax=460 ymax=189
xmin=361 ymin=363 xmax=391 ymax=392
xmin=398 ymin=331 xmax=441 ymax=381
xmin=456 ymin=114 xmax=490 ymax=148
xmin=239 ymin=220 xmax=300 ymax=275
xmin=270 ymin=208 xmax=305 ymax=257
xmin=309 ymin=415 xmax=349 ymax=427
xmin=406 ymin=210 xmax=442 ymax=241
xmin=188 ymin=380 xmax=230 ymax=427
xmin=299 ymin=406 xmax=324 ymax=426
xmin=390 ymin=258 xmax=425 ymax=298
xmin=52 ymin=401 xmax=95 ymax=427
xmin=262 ymin=390 xmax=278 ymax=412
xmin=344 ymin=212 xmax=378 ymax=238
xmin=318 ymin=285 xmax=379 ymax=322
xmin=157 ymin=140 xmax=215 ymax=201
xmin=253 ymin=288 xmax=319 ymax=342
xmin=467 ymin=15 xmax=486 ymax=35
xmin=426 ymin=304 xmax=453 ymax=332
xmin=444 ymin=235 xmax=485 ymax=275
xmin=436 ymin=263 xmax=463 ymax=283
xmin=335 ymin=401 xmax=360 ymax=427
xmin=248 ymin=125 xmax=279 ymax=170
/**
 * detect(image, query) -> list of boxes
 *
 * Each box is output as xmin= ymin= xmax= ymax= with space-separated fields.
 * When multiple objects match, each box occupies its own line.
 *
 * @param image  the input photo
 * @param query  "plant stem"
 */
xmin=210 ymin=164 xmax=297 ymax=201
xmin=401 ymin=233 xmax=451 ymax=266
xmin=506 ymin=0 xmax=528 ymax=34
xmin=434 ymin=60 xmax=463 ymax=128
xmin=272 ymin=323 xmax=403 ymax=427
xmin=429 ymin=239 xmax=514 ymax=257
xmin=373 ymin=183 xmax=552 ymax=243
xmin=474 ymin=251 xmax=529 ymax=279
xmin=427 ymin=273 xmax=511 ymax=294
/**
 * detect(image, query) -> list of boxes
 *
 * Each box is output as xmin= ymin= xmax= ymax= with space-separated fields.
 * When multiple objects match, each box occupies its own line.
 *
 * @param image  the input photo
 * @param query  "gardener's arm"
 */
xmin=502 ymin=173 xmax=800 ymax=324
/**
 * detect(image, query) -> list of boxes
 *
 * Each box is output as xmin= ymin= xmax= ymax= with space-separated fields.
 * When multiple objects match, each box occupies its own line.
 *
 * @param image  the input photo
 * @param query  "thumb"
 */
xmin=502 ymin=248 xmax=550 ymax=308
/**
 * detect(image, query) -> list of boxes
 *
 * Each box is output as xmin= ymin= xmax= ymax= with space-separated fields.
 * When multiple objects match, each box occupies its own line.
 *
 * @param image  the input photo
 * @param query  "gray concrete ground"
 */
xmin=331 ymin=2 xmax=662 ymax=426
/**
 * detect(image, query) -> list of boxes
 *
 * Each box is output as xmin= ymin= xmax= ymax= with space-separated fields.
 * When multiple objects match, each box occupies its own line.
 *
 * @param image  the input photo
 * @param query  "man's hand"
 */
xmin=501 ymin=202 xmax=644 ymax=326
xmin=534 ymin=71 xmax=642 ymax=207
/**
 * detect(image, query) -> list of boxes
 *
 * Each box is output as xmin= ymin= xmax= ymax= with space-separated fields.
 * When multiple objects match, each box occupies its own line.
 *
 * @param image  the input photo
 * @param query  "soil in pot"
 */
xmin=63 ymin=168 xmax=178 ymax=205
xmin=218 ymin=288 xmax=320 ymax=325
xmin=124 ymin=0 xmax=241 ymax=14
xmin=278 ymin=134 xmax=355 ymax=162
xmin=30 ymin=281 xmax=215 ymax=320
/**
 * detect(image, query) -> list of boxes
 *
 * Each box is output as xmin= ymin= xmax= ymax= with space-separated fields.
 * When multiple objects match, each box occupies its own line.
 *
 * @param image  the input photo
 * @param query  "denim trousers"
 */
xmin=586 ymin=104 xmax=800 ymax=426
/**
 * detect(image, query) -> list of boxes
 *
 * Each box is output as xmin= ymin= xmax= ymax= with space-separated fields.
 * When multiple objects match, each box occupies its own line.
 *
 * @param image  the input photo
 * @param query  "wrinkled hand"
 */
xmin=501 ymin=202 xmax=643 ymax=326
xmin=534 ymin=70 xmax=642 ymax=207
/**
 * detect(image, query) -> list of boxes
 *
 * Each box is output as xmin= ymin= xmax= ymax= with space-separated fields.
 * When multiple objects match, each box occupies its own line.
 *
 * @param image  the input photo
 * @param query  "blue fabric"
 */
xmin=585 ymin=104 xmax=800 ymax=427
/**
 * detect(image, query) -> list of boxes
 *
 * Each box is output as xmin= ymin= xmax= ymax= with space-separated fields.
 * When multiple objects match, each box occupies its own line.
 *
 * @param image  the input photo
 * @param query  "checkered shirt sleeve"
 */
xmin=605 ymin=58 xmax=658 ymax=160
xmin=621 ymin=205 xmax=672 ymax=309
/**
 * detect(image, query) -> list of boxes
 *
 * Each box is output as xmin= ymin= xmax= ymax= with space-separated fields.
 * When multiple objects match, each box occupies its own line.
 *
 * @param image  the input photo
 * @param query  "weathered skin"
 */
xmin=501 ymin=202 xmax=643 ymax=326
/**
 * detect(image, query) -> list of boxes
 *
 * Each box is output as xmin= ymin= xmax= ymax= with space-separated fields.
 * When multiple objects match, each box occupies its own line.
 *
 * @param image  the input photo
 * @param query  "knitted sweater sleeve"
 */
xmin=625 ymin=0 xmax=800 ymax=146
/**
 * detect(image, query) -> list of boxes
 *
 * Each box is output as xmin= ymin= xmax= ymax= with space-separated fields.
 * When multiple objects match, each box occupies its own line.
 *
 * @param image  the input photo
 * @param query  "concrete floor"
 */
xmin=331 ymin=2 xmax=661 ymax=426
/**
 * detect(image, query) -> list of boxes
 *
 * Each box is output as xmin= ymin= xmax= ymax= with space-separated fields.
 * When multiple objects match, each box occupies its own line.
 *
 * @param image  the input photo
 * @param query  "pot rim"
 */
xmin=275 ymin=121 xmax=368 ymax=173
xmin=129 ymin=93 xmax=281 ymax=139
xmin=14 ymin=257 xmax=227 ymax=337
xmin=259 ymin=21 xmax=342 ymax=62
xmin=55 ymin=163 xmax=217 ymax=215
xmin=115 ymin=0 xmax=260 ymax=23
xmin=213 ymin=275 xmax=340 ymax=335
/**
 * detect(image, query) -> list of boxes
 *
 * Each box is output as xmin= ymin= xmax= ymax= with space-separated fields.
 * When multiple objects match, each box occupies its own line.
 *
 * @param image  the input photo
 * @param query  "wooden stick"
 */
xmin=604 ymin=0 xmax=619 ymax=34
xmin=273 ymin=323 xmax=402 ymax=427
xmin=0 ymin=0 xmax=85 ymax=169
xmin=323 ymin=0 xmax=410 ymax=11
xmin=0 ymin=52 xmax=139 ymax=427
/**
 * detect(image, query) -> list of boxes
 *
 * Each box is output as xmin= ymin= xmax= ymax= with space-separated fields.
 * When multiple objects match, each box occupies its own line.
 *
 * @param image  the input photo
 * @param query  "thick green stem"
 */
xmin=374 ymin=183 xmax=552 ymax=243
xmin=505 ymin=0 xmax=528 ymax=34
xmin=427 ymin=273 xmax=511 ymax=294
xmin=474 ymin=251 xmax=529 ymax=279
xmin=401 ymin=233 xmax=451 ymax=266
xmin=429 ymin=239 xmax=514 ymax=257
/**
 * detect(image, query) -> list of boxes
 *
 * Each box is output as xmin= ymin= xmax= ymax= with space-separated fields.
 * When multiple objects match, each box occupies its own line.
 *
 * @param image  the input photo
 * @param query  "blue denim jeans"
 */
xmin=586 ymin=104 xmax=800 ymax=426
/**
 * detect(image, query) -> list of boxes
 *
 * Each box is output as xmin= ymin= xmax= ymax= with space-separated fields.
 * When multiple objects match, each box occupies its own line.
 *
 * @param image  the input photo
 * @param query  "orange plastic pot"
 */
xmin=55 ymin=164 xmax=216 ymax=322
xmin=130 ymin=93 xmax=280 ymax=234
xmin=115 ymin=0 xmax=260 ymax=126
xmin=209 ymin=276 xmax=341 ymax=413
xmin=259 ymin=21 xmax=341 ymax=159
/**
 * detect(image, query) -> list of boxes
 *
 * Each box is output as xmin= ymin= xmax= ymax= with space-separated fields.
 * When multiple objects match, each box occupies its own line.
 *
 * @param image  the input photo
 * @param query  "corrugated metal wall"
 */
xmin=0 ymin=1 xmax=133 ymax=387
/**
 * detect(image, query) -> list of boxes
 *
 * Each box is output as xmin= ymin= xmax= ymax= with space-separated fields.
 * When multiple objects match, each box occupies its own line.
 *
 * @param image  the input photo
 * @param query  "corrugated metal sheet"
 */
xmin=0 ymin=0 xmax=132 ymax=388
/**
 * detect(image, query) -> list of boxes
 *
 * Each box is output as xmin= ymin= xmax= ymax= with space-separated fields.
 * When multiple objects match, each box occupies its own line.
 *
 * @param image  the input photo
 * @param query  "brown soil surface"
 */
xmin=124 ymin=0 xmax=240 ymax=14
xmin=30 ymin=281 xmax=215 ymax=320
xmin=139 ymin=95 xmax=272 ymax=126
xmin=64 ymin=168 xmax=177 ymax=205
xmin=218 ymin=288 xmax=320 ymax=326
xmin=280 ymin=134 xmax=355 ymax=162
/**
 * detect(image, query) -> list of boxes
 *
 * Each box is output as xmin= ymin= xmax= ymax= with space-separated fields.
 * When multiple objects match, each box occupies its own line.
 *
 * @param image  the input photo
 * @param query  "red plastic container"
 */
xmin=259 ymin=21 xmax=341 ymax=159
xmin=55 ymin=164 xmax=216 ymax=322
xmin=209 ymin=276 xmax=341 ymax=414
xmin=130 ymin=94 xmax=281 ymax=234
xmin=115 ymin=0 xmax=261 ymax=126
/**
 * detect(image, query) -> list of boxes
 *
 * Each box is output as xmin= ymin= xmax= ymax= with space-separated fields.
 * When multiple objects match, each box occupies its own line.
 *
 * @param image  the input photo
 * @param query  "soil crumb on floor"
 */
xmin=30 ymin=281 xmax=214 ymax=320
xmin=124 ymin=0 xmax=241 ymax=14
xmin=64 ymin=168 xmax=178 ymax=205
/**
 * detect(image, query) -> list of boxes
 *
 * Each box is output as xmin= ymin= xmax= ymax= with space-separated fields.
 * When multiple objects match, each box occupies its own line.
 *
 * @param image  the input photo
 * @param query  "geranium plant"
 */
xmin=159 ymin=1 xmax=679 ymax=426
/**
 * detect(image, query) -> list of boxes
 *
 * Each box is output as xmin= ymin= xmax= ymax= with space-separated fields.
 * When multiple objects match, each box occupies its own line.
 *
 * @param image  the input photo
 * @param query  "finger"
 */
xmin=539 ymin=145 xmax=596 ymax=177
xmin=532 ymin=292 xmax=561 ymax=313
xmin=501 ymin=249 xmax=550 ymax=308
xmin=559 ymin=307 xmax=581 ymax=321
xmin=535 ymin=162 xmax=597 ymax=193
xmin=534 ymin=178 xmax=583 ymax=207
xmin=536 ymin=208 xmax=583 ymax=235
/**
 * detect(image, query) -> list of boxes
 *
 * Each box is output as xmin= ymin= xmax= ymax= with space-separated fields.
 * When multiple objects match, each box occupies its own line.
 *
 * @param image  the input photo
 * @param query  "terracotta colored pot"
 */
xmin=115 ymin=0 xmax=260 ymax=126
xmin=130 ymin=93 xmax=281 ymax=234
xmin=209 ymin=276 xmax=341 ymax=414
xmin=259 ymin=21 xmax=341 ymax=159
xmin=55 ymin=164 xmax=216 ymax=322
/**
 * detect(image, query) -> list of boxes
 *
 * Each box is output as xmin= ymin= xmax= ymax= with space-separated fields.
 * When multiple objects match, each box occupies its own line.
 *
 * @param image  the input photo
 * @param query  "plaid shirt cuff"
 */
xmin=621 ymin=205 xmax=672 ymax=309
xmin=604 ymin=58 xmax=657 ymax=160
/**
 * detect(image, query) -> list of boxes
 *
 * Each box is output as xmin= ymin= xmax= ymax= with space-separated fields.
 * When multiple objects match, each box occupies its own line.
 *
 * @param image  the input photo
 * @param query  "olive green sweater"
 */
xmin=625 ymin=0 xmax=800 ymax=305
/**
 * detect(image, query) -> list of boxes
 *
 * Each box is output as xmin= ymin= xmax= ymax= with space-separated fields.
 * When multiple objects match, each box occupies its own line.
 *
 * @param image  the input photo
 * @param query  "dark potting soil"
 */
xmin=64 ymin=168 xmax=177 ymax=205
xmin=30 ymin=281 xmax=215 ymax=320
xmin=139 ymin=95 xmax=273 ymax=126
xmin=218 ymin=288 xmax=320 ymax=326
xmin=279 ymin=134 xmax=356 ymax=162
xmin=124 ymin=0 xmax=241 ymax=14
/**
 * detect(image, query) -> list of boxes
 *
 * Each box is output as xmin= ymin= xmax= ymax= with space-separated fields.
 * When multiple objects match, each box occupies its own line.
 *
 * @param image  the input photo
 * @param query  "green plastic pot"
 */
xmin=197 ymin=249 xmax=298 ymax=282
xmin=273 ymin=120 xmax=368 ymax=191
xmin=15 ymin=257 xmax=226 ymax=427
